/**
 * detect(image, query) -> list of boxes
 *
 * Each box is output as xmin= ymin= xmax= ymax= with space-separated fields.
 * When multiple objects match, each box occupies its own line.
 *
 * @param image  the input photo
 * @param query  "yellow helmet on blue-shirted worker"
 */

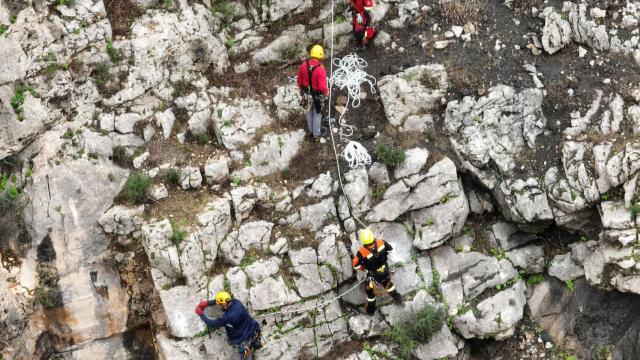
xmin=309 ymin=45 xmax=325 ymax=60
xmin=360 ymin=228 xmax=375 ymax=245
xmin=215 ymin=291 xmax=232 ymax=305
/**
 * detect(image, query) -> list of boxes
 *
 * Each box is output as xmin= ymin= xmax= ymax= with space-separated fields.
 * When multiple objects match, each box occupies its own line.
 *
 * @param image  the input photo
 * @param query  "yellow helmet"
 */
xmin=360 ymin=228 xmax=375 ymax=245
xmin=309 ymin=45 xmax=324 ymax=60
xmin=215 ymin=291 xmax=232 ymax=305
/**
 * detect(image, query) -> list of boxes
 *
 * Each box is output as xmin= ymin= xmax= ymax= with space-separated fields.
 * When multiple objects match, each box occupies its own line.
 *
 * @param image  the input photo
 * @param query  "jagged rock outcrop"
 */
xmin=378 ymin=64 xmax=447 ymax=129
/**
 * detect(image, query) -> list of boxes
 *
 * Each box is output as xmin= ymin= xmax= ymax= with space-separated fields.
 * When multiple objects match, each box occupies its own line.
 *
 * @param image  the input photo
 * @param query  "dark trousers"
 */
xmin=364 ymin=272 xmax=402 ymax=314
xmin=237 ymin=329 xmax=262 ymax=359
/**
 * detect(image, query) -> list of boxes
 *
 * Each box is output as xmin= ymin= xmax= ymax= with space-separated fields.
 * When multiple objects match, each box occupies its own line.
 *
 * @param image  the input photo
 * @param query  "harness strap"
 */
xmin=306 ymin=60 xmax=321 ymax=96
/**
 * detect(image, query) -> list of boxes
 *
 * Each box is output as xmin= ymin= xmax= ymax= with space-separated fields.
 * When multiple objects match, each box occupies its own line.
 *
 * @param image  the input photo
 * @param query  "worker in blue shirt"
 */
xmin=196 ymin=291 xmax=262 ymax=359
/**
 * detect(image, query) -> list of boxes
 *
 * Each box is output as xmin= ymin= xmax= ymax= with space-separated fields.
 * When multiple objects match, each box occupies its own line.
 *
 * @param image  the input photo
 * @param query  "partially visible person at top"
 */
xmin=350 ymin=0 xmax=377 ymax=49
xmin=297 ymin=44 xmax=329 ymax=142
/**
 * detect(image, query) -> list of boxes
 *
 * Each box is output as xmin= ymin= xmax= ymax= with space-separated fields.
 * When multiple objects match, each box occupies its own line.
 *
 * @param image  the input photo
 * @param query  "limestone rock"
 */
xmin=158 ymin=286 xmax=205 ymax=338
xmin=99 ymin=205 xmax=144 ymax=236
xmin=289 ymin=247 xmax=334 ymax=298
xmin=431 ymin=246 xmax=518 ymax=314
xmin=212 ymin=98 xmax=273 ymax=150
xmin=394 ymin=147 xmax=428 ymax=179
xmin=378 ymin=64 xmax=447 ymax=128
xmin=541 ymin=7 xmax=572 ymax=54
xmin=444 ymin=86 xmax=546 ymax=188
xmin=506 ymin=245 xmax=545 ymax=274
xmin=204 ymin=157 xmax=230 ymax=184
xmin=366 ymin=157 xmax=465 ymax=226
xmin=156 ymin=109 xmax=176 ymax=139
xmin=252 ymin=25 xmax=307 ymax=64
xmin=414 ymin=325 xmax=462 ymax=360
xmin=488 ymin=221 xmax=535 ymax=251
xmin=453 ymin=281 xmax=526 ymax=340
xmin=233 ymin=130 xmax=305 ymax=180
xmin=368 ymin=222 xmax=415 ymax=264
xmin=141 ymin=220 xmax=181 ymax=279
xmin=249 ymin=276 xmax=301 ymax=311
xmin=114 ymin=113 xmax=141 ymax=134
xmin=549 ymin=253 xmax=584 ymax=281
xmin=411 ymin=178 xmax=470 ymax=250
xmin=179 ymin=167 xmax=203 ymax=189
xmin=368 ymin=162 xmax=390 ymax=186
xmin=286 ymin=198 xmax=337 ymax=231
xmin=273 ymin=84 xmax=303 ymax=120
xmin=230 ymin=186 xmax=257 ymax=223
xmin=344 ymin=168 xmax=371 ymax=216
xmin=494 ymin=177 xmax=553 ymax=224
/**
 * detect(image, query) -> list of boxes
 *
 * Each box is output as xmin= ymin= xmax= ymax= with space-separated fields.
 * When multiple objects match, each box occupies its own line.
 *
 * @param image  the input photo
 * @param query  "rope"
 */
xmin=255 ymin=277 xmax=366 ymax=318
xmin=331 ymin=54 xmax=377 ymax=110
xmin=232 ymin=0 xmax=374 ymax=324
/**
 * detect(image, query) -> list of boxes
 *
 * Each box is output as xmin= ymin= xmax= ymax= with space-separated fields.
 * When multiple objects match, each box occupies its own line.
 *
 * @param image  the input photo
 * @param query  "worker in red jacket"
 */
xmin=350 ymin=0 xmax=377 ymax=49
xmin=297 ymin=45 xmax=329 ymax=141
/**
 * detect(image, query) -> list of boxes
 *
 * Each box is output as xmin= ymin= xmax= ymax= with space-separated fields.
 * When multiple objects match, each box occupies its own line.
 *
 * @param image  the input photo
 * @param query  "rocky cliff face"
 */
xmin=1 ymin=0 xmax=640 ymax=359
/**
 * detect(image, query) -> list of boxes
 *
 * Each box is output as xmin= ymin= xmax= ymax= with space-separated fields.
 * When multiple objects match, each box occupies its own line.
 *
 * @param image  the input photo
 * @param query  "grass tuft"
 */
xmin=375 ymin=143 xmax=406 ymax=168
xmin=164 ymin=169 xmax=181 ymax=187
xmin=384 ymin=304 xmax=446 ymax=359
xmin=123 ymin=171 xmax=151 ymax=204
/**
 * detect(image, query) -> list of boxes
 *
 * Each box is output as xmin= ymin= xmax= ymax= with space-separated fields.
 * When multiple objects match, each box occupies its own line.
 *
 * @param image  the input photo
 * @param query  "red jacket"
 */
xmin=351 ymin=0 xmax=365 ymax=14
xmin=297 ymin=59 xmax=328 ymax=96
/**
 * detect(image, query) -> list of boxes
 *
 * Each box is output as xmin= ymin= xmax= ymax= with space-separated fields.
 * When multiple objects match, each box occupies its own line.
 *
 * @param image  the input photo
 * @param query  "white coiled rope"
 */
xmin=331 ymin=54 xmax=377 ymax=109
xmin=342 ymin=141 xmax=372 ymax=168
xmin=329 ymin=53 xmax=376 ymax=169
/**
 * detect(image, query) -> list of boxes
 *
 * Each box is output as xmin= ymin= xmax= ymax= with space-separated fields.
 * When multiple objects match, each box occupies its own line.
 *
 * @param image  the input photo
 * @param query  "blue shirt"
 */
xmin=199 ymin=299 xmax=260 ymax=345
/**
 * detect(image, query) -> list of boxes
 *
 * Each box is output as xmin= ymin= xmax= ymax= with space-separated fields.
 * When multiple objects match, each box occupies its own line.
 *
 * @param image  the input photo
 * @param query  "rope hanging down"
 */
xmin=329 ymin=54 xmax=375 ymax=169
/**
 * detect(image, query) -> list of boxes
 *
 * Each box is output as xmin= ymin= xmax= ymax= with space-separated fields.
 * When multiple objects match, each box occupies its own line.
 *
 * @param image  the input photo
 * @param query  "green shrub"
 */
xmin=630 ymin=202 xmax=640 ymax=218
xmin=526 ymin=274 xmax=545 ymax=286
xmin=489 ymin=247 xmax=507 ymax=260
xmin=34 ymin=286 xmax=59 ymax=308
xmin=164 ymin=169 xmax=181 ymax=187
xmin=281 ymin=167 xmax=291 ymax=179
xmin=106 ymin=40 xmax=122 ymax=63
xmin=565 ymin=279 xmax=575 ymax=293
xmin=211 ymin=0 xmax=234 ymax=26
xmin=169 ymin=226 xmax=187 ymax=246
xmin=375 ymin=143 xmax=406 ymax=168
xmin=413 ymin=305 xmax=446 ymax=341
xmin=384 ymin=304 xmax=445 ymax=359
xmin=383 ymin=324 xmax=417 ymax=360
xmin=0 ymin=24 xmax=8 ymax=36
xmin=92 ymin=63 xmax=110 ymax=88
xmin=194 ymin=133 xmax=209 ymax=144
xmin=10 ymin=82 xmax=37 ymax=120
xmin=123 ymin=171 xmax=151 ymax=203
